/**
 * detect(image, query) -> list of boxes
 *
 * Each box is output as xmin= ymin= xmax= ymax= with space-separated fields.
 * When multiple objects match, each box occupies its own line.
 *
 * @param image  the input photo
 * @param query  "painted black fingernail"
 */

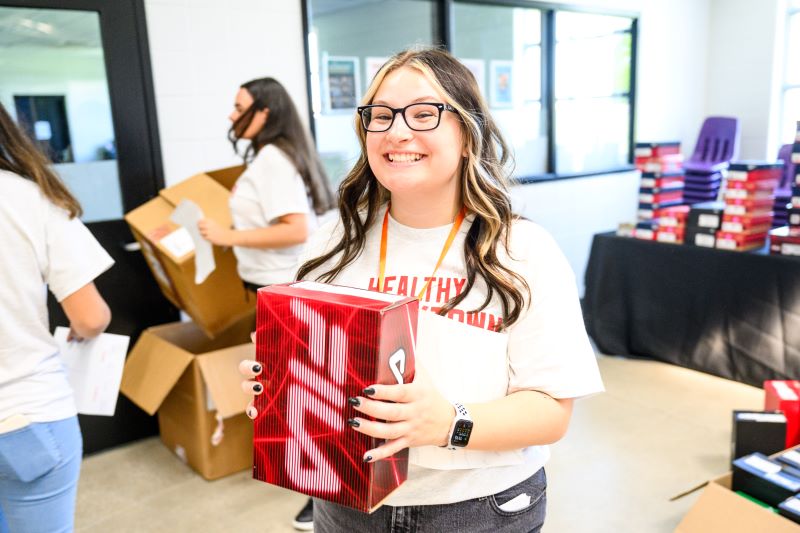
xmin=253 ymin=383 xmax=263 ymax=393
xmin=347 ymin=418 xmax=360 ymax=428
xmin=246 ymin=406 xmax=257 ymax=419
xmin=363 ymin=387 xmax=376 ymax=396
xmin=348 ymin=397 xmax=361 ymax=407
xmin=252 ymin=363 xmax=262 ymax=373
xmin=363 ymin=454 xmax=372 ymax=462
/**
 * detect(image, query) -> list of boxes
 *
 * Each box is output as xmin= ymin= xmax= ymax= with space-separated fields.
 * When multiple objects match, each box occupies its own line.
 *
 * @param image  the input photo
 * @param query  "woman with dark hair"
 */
xmin=198 ymin=77 xmax=336 ymax=294
xmin=241 ymin=47 xmax=603 ymax=532
xmin=198 ymin=77 xmax=333 ymax=530
xmin=0 ymin=102 xmax=113 ymax=532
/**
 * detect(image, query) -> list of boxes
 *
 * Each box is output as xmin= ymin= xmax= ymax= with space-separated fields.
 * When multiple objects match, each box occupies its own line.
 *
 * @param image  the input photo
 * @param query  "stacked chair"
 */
xmin=683 ymin=116 xmax=740 ymax=205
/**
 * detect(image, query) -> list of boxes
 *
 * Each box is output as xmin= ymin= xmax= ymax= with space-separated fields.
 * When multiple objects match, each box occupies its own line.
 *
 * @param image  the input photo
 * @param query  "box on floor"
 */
xmin=675 ymin=447 xmax=800 ymax=533
xmin=120 ymin=312 xmax=255 ymax=480
xmin=125 ymin=165 xmax=253 ymax=337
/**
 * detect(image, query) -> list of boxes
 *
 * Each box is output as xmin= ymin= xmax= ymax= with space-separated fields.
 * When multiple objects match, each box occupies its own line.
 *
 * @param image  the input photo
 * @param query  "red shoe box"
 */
xmin=639 ymin=172 xmax=685 ymax=189
xmin=636 ymin=153 xmax=683 ymax=173
xmin=727 ymin=179 xmax=780 ymax=192
xmin=639 ymin=190 xmax=684 ymax=205
xmin=720 ymin=213 xmax=774 ymax=233
xmin=715 ymin=230 xmax=768 ymax=251
xmin=769 ymin=226 xmax=800 ymax=256
xmin=635 ymin=141 xmax=681 ymax=159
xmin=253 ymin=281 xmax=418 ymax=512
xmin=637 ymin=204 xmax=689 ymax=222
xmin=727 ymin=162 xmax=784 ymax=182
xmin=724 ymin=190 xmax=775 ymax=202
xmin=723 ymin=197 xmax=775 ymax=216
xmin=765 ymin=381 xmax=800 ymax=448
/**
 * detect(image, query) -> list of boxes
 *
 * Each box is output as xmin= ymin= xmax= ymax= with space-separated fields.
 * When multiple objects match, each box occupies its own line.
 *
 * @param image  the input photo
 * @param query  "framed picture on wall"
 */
xmin=323 ymin=55 xmax=361 ymax=112
xmin=365 ymin=56 xmax=389 ymax=89
xmin=490 ymin=60 xmax=513 ymax=108
xmin=458 ymin=58 xmax=486 ymax=99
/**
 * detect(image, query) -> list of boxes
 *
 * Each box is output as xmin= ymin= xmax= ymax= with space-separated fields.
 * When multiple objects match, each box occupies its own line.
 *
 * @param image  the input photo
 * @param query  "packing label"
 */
xmin=698 ymin=214 xmax=719 ymax=228
xmin=783 ymin=243 xmax=800 ymax=256
xmin=695 ymin=233 xmax=715 ymax=247
xmin=159 ymin=227 xmax=195 ymax=259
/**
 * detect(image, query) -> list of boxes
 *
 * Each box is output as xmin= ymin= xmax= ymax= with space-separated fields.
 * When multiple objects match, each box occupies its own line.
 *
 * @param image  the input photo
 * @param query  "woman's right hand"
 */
xmin=239 ymin=359 xmax=264 ymax=419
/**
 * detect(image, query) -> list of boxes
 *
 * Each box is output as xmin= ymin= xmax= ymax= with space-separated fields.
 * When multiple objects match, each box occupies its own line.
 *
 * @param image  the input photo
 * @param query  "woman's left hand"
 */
xmin=348 ymin=369 xmax=455 ymax=462
xmin=197 ymin=218 xmax=234 ymax=246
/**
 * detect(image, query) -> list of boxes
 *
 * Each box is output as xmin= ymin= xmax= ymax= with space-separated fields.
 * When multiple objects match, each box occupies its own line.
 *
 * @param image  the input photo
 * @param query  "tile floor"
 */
xmin=75 ymin=354 xmax=763 ymax=532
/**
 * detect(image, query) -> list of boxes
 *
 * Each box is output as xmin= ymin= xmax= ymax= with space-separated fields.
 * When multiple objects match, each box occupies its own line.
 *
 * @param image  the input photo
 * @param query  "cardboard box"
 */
xmin=120 ymin=313 xmax=255 ymax=480
xmin=125 ymin=166 xmax=252 ymax=337
xmin=253 ymin=281 xmax=418 ymax=512
xmin=675 ymin=474 xmax=800 ymax=532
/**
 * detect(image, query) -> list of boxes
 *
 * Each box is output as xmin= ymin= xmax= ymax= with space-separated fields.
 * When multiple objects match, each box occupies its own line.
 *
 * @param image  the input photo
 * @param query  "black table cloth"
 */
xmin=583 ymin=232 xmax=800 ymax=387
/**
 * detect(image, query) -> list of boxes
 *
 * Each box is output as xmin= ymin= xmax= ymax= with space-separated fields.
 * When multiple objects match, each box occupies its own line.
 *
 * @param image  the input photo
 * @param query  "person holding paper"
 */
xmin=0 ymin=103 xmax=113 ymax=532
xmin=197 ymin=77 xmax=336 ymax=293
xmin=198 ymin=77 xmax=335 ymax=531
xmin=240 ymin=47 xmax=604 ymax=532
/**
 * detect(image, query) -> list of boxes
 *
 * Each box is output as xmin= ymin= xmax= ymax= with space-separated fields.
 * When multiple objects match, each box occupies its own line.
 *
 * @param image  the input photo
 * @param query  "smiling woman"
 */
xmin=241 ymin=46 xmax=604 ymax=533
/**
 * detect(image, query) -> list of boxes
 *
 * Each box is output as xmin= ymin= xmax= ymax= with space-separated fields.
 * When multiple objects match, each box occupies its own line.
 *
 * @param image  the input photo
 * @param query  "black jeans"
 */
xmin=314 ymin=468 xmax=547 ymax=533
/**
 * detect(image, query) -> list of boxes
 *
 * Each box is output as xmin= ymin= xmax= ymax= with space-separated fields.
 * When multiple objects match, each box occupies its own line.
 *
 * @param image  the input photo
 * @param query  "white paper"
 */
xmin=55 ymin=327 xmax=130 ymax=416
xmin=498 ymin=493 xmax=532 ymax=512
xmin=170 ymin=199 xmax=215 ymax=284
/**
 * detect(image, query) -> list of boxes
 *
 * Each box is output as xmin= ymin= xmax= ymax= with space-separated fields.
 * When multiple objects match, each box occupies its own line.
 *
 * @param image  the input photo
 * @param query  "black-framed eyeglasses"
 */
xmin=357 ymin=102 xmax=457 ymax=132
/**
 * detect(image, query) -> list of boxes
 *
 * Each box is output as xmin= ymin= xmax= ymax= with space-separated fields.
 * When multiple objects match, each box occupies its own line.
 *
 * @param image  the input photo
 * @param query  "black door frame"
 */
xmin=2 ymin=0 xmax=179 ymax=453
xmin=1 ymin=0 xmax=164 ymax=210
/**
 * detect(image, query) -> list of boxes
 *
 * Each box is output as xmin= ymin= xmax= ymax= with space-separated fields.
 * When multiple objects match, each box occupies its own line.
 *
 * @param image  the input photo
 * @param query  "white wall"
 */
xmin=145 ymin=0 xmax=788 ymax=294
xmin=144 ymin=0 xmax=309 ymax=185
xmin=705 ymin=0 xmax=785 ymax=160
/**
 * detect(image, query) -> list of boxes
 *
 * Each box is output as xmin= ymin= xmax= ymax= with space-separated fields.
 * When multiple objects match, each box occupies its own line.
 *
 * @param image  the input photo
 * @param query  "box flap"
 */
xmin=205 ymin=165 xmax=245 ymax=191
xmin=120 ymin=325 xmax=196 ymax=415
xmin=675 ymin=474 xmax=800 ymax=533
xmin=196 ymin=343 xmax=254 ymax=418
xmin=160 ymin=174 xmax=232 ymax=228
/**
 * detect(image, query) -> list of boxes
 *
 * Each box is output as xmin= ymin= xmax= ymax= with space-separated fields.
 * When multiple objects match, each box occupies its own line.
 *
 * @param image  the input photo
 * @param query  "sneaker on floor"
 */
xmin=292 ymin=498 xmax=314 ymax=531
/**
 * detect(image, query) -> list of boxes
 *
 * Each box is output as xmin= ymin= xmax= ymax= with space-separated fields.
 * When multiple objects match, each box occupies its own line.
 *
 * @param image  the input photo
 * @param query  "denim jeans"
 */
xmin=0 ymin=417 xmax=82 ymax=533
xmin=314 ymin=467 xmax=547 ymax=533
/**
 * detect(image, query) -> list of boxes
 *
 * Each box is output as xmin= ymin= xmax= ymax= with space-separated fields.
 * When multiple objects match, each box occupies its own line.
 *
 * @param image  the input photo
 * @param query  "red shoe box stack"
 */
xmin=634 ymin=142 xmax=685 ymax=241
xmin=716 ymin=161 xmax=782 ymax=251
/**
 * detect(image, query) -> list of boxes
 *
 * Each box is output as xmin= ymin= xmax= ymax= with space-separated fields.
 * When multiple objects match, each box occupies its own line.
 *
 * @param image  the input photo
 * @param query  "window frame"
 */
xmin=301 ymin=0 xmax=639 ymax=183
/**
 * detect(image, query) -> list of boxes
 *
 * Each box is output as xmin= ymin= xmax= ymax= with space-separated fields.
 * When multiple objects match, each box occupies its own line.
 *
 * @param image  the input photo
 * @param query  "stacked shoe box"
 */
xmin=769 ymin=123 xmax=800 ymax=254
xmin=685 ymin=201 xmax=724 ymax=247
xmin=634 ymin=142 xmax=685 ymax=241
xmin=716 ymin=161 xmax=781 ymax=251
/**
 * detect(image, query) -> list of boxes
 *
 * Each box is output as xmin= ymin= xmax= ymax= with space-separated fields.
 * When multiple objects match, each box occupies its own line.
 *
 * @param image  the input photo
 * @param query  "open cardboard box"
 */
xmin=675 ymin=449 xmax=800 ymax=532
xmin=120 ymin=311 xmax=255 ymax=480
xmin=125 ymin=166 xmax=253 ymax=337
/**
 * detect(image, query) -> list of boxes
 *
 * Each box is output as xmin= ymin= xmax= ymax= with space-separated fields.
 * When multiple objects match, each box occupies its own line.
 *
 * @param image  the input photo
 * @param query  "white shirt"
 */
xmin=229 ymin=145 xmax=316 ymax=286
xmin=299 ymin=206 xmax=604 ymax=505
xmin=0 ymin=170 xmax=114 ymax=423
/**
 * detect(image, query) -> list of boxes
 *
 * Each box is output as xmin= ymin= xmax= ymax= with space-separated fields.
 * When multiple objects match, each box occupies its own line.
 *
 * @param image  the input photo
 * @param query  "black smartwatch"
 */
xmin=445 ymin=402 xmax=473 ymax=450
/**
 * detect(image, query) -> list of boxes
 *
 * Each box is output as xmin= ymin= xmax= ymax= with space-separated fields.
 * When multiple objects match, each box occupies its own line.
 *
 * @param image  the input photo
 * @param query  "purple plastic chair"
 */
xmin=777 ymin=143 xmax=796 ymax=191
xmin=683 ymin=116 xmax=740 ymax=174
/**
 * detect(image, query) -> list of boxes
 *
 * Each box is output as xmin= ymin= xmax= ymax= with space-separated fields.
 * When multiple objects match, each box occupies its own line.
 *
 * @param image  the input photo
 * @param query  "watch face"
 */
xmin=450 ymin=419 xmax=474 ymax=447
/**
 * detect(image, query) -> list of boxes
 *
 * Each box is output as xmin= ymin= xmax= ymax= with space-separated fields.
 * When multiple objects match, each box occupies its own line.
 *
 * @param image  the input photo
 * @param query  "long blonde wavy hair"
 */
xmin=296 ymin=47 xmax=530 ymax=330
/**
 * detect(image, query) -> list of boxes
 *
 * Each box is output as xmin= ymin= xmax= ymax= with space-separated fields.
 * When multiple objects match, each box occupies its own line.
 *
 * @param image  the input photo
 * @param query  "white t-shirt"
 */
xmin=0 ymin=170 xmax=114 ymax=423
xmin=229 ymin=144 xmax=317 ymax=286
xmin=298 ymin=205 xmax=604 ymax=506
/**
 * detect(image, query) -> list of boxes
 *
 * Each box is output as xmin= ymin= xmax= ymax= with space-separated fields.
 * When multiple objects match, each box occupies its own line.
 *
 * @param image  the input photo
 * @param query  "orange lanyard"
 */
xmin=378 ymin=203 xmax=467 ymax=299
